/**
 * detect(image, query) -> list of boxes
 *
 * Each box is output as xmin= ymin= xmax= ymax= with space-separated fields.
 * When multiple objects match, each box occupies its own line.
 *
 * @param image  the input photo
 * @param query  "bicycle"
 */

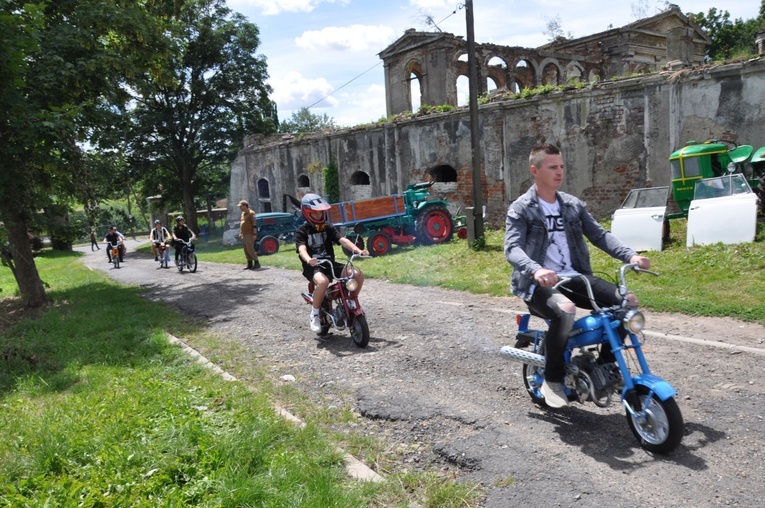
xmin=174 ymin=238 xmax=197 ymax=273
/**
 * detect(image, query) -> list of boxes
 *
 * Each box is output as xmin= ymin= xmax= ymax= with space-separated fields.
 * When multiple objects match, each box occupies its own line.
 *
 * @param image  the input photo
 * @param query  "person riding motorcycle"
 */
xmin=150 ymin=219 xmax=171 ymax=262
xmin=103 ymin=226 xmax=124 ymax=263
xmin=295 ymin=193 xmax=369 ymax=333
xmin=172 ymin=216 xmax=196 ymax=265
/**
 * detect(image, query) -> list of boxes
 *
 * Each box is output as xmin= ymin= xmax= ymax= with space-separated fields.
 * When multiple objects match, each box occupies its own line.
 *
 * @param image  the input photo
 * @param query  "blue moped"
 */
xmin=500 ymin=263 xmax=684 ymax=454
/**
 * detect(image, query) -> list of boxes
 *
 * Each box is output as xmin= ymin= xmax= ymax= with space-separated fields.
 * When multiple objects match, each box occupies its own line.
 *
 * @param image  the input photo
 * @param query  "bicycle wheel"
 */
xmin=187 ymin=252 xmax=197 ymax=272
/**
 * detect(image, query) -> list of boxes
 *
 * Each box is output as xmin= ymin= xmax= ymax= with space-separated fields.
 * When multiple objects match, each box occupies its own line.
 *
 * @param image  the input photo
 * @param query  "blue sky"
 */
xmin=228 ymin=0 xmax=762 ymax=127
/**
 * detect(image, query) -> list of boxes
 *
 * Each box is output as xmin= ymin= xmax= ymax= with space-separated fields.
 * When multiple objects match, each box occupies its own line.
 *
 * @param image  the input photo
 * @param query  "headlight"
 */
xmin=623 ymin=310 xmax=645 ymax=333
xmin=346 ymin=279 xmax=359 ymax=292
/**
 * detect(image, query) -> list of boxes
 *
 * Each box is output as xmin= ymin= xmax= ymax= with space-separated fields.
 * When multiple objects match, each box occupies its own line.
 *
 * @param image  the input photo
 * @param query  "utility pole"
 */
xmin=465 ymin=0 xmax=485 ymax=245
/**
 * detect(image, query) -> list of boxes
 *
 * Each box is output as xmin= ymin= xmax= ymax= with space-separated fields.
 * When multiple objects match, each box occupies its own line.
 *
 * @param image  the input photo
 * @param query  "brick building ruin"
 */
xmin=380 ymin=5 xmax=708 ymax=116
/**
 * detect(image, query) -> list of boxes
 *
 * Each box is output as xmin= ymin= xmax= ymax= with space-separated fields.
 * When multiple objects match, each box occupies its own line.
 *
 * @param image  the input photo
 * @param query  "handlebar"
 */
xmin=554 ymin=263 xmax=658 ymax=312
xmin=313 ymin=254 xmax=370 ymax=278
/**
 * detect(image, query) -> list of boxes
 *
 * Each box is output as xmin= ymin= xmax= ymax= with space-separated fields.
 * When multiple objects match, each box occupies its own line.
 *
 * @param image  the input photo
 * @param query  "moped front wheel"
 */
xmin=350 ymin=313 xmax=369 ymax=348
xmin=626 ymin=386 xmax=683 ymax=454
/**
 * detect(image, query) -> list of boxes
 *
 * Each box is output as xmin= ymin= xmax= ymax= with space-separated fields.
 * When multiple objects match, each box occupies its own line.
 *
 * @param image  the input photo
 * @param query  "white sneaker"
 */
xmin=541 ymin=380 xmax=569 ymax=408
xmin=310 ymin=314 xmax=322 ymax=333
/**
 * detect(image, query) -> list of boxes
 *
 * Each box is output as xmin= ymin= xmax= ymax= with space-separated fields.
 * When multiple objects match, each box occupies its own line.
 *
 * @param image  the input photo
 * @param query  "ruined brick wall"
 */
xmin=225 ymin=58 xmax=765 ymax=244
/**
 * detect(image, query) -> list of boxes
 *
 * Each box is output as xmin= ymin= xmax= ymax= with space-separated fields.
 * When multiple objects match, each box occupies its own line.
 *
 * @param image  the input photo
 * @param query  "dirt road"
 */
xmin=81 ymin=241 xmax=765 ymax=507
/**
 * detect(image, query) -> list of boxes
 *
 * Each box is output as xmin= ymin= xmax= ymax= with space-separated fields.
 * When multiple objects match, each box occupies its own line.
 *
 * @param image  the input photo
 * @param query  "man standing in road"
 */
xmin=238 ymin=200 xmax=260 ymax=270
xmin=504 ymin=143 xmax=650 ymax=408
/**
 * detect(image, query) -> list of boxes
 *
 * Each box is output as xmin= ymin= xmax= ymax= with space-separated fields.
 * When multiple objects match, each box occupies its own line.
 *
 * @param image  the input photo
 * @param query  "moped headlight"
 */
xmin=623 ymin=310 xmax=645 ymax=333
xmin=345 ymin=279 xmax=359 ymax=292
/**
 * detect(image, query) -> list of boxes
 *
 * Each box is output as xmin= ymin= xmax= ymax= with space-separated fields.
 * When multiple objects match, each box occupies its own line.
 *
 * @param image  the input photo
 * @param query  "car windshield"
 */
xmin=693 ymin=174 xmax=752 ymax=200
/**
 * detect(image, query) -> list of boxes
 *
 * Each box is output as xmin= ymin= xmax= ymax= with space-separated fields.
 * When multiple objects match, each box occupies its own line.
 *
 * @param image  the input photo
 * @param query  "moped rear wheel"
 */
xmin=350 ymin=314 xmax=369 ymax=348
xmin=515 ymin=338 xmax=546 ymax=406
xmin=626 ymin=386 xmax=683 ymax=454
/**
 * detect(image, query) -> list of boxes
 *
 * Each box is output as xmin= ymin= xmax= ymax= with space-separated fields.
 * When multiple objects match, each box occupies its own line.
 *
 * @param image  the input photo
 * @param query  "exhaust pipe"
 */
xmin=499 ymin=346 xmax=545 ymax=368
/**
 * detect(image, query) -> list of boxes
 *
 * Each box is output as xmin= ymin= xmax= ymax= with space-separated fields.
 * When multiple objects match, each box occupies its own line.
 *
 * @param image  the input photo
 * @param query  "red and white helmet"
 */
xmin=301 ymin=193 xmax=331 ymax=225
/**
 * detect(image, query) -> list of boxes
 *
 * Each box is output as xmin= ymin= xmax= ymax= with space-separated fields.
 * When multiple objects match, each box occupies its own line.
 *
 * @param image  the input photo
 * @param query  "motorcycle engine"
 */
xmin=332 ymin=306 xmax=347 ymax=328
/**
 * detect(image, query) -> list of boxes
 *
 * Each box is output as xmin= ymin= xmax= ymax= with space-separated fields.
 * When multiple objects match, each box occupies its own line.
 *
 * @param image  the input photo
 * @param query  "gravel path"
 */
xmin=80 ymin=240 xmax=765 ymax=508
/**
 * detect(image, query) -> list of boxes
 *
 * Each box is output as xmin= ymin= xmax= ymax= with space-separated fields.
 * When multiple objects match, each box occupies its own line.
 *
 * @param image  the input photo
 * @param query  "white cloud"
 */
xmin=333 ymin=83 xmax=387 ymax=126
xmin=296 ymin=25 xmax=397 ymax=52
xmin=228 ymin=0 xmax=348 ymax=16
xmin=268 ymin=71 xmax=339 ymax=110
xmin=408 ymin=0 xmax=451 ymax=9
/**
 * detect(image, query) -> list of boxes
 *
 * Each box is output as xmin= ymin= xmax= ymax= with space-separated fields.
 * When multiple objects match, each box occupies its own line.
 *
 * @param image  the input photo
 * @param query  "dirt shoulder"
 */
xmin=81 ymin=241 xmax=765 ymax=508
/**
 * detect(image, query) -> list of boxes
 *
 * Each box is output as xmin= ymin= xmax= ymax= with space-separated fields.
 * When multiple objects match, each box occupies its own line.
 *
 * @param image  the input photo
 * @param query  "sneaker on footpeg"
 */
xmin=310 ymin=314 xmax=322 ymax=333
xmin=541 ymin=380 xmax=569 ymax=408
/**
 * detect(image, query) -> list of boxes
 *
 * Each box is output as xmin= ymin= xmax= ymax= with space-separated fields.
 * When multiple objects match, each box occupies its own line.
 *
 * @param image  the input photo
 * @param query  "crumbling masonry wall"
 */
xmin=224 ymin=58 xmax=765 ymax=245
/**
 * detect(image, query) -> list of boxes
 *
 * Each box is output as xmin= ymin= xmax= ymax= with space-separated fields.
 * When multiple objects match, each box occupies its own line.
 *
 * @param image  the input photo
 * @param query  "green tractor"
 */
xmin=329 ymin=181 xmax=454 ymax=256
xmin=668 ymin=139 xmax=765 ymax=218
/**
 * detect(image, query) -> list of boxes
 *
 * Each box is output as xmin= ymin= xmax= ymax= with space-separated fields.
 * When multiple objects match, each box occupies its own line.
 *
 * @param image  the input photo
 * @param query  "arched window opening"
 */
xmin=258 ymin=178 xmax=270 ymax=199
xmin=430 ymin=165 xmax=457 ymax=183
xmin=350 ymin=171 xmax=370 ymax=185
xmin=515 ymin=59 xmax=534 ymax=89
xmin=257 ymin=178 xmax=271 ymax=213
xmin=297 ymin=174 xmax=309 ymax=187
xmin=457 ymin=53 xmax=468 ymax=62
xmin=487 ymin=56 xmax=507 ymax=68
xmin=406 ymin=60 xmax=423 ymax=113
xmin=487 ymin=77 xmax=498 ymax=93
xmin=456 ymin=75 xmax=469 ymax=107
xmin=542 ymin=63 xmax=560 ymax=85
xmin=410 ymin=72 xmax=422 ymax=111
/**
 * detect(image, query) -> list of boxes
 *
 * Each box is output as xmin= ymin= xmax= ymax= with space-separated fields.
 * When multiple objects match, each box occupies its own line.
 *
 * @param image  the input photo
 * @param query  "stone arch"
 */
xmin=565 ymin=62 xmax=584 ymax=83
xmin=405 ymin=60 xmax=424 ymax=112
xmin=257 ymin=178 xmax=272 ymax=213
xmin=350 ymin=170 xmax=371 ymax=200
xmin=485 ymin=56 xmax=508 ymax=91
xmin=539 ymin=58 xmax=563 ymax=85
xmin=588 ymin=68 xmax=602 ymax=82
xmin=456 ymin=74 xmax=470 ymax=107
xmin=350 ymin=171 xmax=370 ymax=185
xmin=514 ymin=58 xmax=536 ymax=90
xmin=297 ymin=174 xmax=309 ymax=188
xmin=429 ymin=164 xmax=457 ymax=182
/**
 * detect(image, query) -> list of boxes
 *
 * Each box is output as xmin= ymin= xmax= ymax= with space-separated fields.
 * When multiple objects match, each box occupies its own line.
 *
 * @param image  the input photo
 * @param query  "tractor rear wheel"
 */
xmin=415 ymin=206 xmax=453 ymax=245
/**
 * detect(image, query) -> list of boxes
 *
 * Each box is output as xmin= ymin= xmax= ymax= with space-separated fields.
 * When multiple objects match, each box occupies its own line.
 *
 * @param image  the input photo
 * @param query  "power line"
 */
xmin=305 ymin=60 xmax=383 ymax=110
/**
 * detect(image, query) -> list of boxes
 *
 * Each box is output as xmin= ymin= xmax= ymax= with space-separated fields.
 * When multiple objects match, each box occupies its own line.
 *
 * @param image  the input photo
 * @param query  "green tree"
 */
xmin=690 ymin=2 xmax=765 ymax=61
xmin=278 ymin=106 xmax=337 ymax=133
xmin=127 ymin=0 xmax=277 ymax=233
xmin=0 ymin=0 xmax=176 ymax=307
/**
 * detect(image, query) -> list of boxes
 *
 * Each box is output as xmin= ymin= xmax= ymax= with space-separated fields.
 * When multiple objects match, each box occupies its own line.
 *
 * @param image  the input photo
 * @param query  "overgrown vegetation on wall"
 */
xmin=322 ymin=158 xmax=340 ymax=203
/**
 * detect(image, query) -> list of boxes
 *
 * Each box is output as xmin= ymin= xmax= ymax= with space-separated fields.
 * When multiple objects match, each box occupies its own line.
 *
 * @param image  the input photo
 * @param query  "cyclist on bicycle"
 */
xmin=172 ymin=216 xmax=196 ymax=265
xmin=295 ymin=193 xmax=369 ymax=333
xmin=150 ymin=220 xmax=171 ymax=262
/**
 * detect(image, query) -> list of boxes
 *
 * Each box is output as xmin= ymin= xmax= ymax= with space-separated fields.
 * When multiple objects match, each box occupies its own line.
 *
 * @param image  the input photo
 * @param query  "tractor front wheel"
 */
xmin=258 ymin=235 xmax=280 ymax=256
xmin=368 ymin=232 xmax=392 ymax=256
xmin=415 ymin=206 xmax=453 ymax=245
